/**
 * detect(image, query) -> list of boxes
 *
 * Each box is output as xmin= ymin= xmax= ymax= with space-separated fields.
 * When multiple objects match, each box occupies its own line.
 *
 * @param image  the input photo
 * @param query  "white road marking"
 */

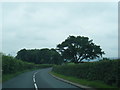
xmin=33 ymin=71 xmax=39 ymax=90
xmin=33 ymin=75 xmax=35 ymax=78
xmin=34 ymin=83 xmax=38 ymax=90
xmin=33 ymin=77 xmax=35 ymax=83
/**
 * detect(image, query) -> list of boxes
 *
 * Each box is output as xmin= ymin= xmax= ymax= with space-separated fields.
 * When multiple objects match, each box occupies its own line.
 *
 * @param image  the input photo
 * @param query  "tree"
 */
xmin=16 ymin=49 xmax=28 ymax=61
xmin=50 ymin=49 xmax=63 ymax=65
xmin=57 ymin=35 xmax=105 ymax=63
xmin=16 ymin=48 xmax=63 ymax=64
xmin=38 ymin=48 xmax=52 ymax=64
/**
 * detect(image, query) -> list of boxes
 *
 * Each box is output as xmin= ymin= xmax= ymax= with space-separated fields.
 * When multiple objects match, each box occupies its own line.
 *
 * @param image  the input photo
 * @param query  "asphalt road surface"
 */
xmin=2 ymin=68 xmax=82 ymax=89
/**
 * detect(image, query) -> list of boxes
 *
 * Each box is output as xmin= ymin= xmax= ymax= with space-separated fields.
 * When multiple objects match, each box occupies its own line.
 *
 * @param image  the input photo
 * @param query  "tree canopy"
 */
xmin=57 ymin=35 xmax=105 ymax=63
xmin=16 ymin=48 xmax=63 ymax=65
xmin=16 ymin=35 xmax=105 ymax=64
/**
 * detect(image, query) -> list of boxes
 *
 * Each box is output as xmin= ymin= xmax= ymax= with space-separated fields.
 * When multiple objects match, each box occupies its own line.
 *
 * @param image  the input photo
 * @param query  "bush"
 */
xmin=52 ymin=60 xmax=120 ymax=87
xmin=2 ymin=55 xmax=53 ymax=75
xmin=2 ymin=55 xmax=34 ymax=74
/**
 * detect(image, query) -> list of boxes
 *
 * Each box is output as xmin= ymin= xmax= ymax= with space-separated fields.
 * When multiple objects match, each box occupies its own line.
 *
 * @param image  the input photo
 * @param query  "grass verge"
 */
xmin=50 ymin=72 xmax=118 ymax=88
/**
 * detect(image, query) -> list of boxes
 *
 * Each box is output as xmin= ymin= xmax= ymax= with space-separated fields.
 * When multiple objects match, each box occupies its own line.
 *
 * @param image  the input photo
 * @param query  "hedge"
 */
xmin=52 ymin=60 xmax=120 ymax=87
xmin=2 ymin=55 xmax=53 ymax=74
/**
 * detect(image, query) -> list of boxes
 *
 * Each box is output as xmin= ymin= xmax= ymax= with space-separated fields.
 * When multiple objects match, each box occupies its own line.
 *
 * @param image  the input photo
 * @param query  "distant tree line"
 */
xmin=16 ymin=48 xmax=63 ymax=65
xmin=16 ymin=35 xmax=105 ymax=64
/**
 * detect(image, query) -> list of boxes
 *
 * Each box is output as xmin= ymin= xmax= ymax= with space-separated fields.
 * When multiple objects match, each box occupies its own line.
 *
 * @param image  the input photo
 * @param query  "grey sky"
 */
xmin=1 ymin=2 xmax=118 ymax=58
xmin=0 ymin=2 xmax=1 ymax=82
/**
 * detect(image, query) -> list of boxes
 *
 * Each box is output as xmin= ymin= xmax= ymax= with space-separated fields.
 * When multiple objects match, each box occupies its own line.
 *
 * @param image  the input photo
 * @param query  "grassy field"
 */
xmin=50 ymin=72 xmax=118 ymax=88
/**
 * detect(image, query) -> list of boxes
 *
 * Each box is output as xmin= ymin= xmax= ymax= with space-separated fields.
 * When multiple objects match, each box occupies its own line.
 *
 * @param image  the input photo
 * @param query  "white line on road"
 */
xmin=33 ymin=71 xmax=39 ymax=90
xmin=33 ymin=75 xmax=35 ymax=78
xmin=33 ymin=77 xmax=35 ymax=83
xmin=34 ymin=83 xmax=38 ymax=90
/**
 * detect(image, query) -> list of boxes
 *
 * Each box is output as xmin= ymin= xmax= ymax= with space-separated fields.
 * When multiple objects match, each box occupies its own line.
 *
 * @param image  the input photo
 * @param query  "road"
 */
xmin=2 ymin=68 xmax=82 ymax=89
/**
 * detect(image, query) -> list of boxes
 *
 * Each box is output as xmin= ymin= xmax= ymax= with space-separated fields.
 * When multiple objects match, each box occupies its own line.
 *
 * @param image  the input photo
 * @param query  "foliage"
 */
xmin=57 ymin=36 xmax=105 ymax=63
xmin=50 ymin=72 xmax=117 ymax=88
xmin=16 ymin=48 xmax=63 ymax=64
xmin=52 ymin=59 xmax=120 ymax=87
xmin=2 ymin=54 xmax=53 ymax=75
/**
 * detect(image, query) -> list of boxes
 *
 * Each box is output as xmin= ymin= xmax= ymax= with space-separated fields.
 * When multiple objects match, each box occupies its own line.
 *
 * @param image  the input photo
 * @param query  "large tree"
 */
xmin=57 ymin=36 xmax=105 ymax=63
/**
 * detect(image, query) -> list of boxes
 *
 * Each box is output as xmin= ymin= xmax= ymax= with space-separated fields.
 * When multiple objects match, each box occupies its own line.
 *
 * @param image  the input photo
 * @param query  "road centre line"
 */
xmin=33 ymin=77 xmax=35 ymax=83
xmin=34 ymin=83 xmax=38 ymax=90
xmin=33 ymin=75 xmax=35 ymax=78
xmin=33 ymin=71 xmax=39 ymax=90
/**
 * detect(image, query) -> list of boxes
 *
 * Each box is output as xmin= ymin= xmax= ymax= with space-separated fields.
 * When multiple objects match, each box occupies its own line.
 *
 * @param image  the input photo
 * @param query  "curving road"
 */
xmin=2 ymin=68 xmax=82 ymax=89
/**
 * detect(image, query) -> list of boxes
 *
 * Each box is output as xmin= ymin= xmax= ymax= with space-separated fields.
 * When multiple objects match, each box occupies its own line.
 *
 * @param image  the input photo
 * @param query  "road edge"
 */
xmin=49 ymin=72 xmax=95 ymax=90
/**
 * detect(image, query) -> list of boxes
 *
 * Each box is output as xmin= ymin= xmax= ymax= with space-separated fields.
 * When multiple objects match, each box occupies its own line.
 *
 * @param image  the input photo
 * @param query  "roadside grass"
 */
xmin=66 ymin=62 xmax=75 ymax=65
xmin=50 ymin=72 xmax=118 ymax=88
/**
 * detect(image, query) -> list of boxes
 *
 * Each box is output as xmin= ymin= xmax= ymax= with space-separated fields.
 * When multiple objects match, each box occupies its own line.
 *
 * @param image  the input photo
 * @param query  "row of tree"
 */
xmin=16 ymin=35 xmax=105 ymax=64
xmin=16 ymin=48 xmax=63 ymax=64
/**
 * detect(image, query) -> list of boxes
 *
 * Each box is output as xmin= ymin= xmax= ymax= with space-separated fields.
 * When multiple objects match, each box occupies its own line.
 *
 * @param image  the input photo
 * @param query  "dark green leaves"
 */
xmin=16 ymin=48 xmax=63 ymax=65
xmin=57 ymin=35 xmax=105 ymax=63
xmin=52 ymin=60 xmax=119 ymax=87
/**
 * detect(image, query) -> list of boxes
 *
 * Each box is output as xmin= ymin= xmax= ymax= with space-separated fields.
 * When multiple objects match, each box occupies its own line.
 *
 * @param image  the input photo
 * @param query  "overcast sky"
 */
xmin=1 ymin=2 xmax=118 ymax=58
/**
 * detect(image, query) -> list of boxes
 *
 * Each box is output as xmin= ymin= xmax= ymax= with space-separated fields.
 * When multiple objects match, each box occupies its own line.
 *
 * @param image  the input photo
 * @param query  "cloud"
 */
xmin=2 ymin=2 xmax=118 ymax=58
xmin=0 ymin=3 xmax=2 ymax=52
